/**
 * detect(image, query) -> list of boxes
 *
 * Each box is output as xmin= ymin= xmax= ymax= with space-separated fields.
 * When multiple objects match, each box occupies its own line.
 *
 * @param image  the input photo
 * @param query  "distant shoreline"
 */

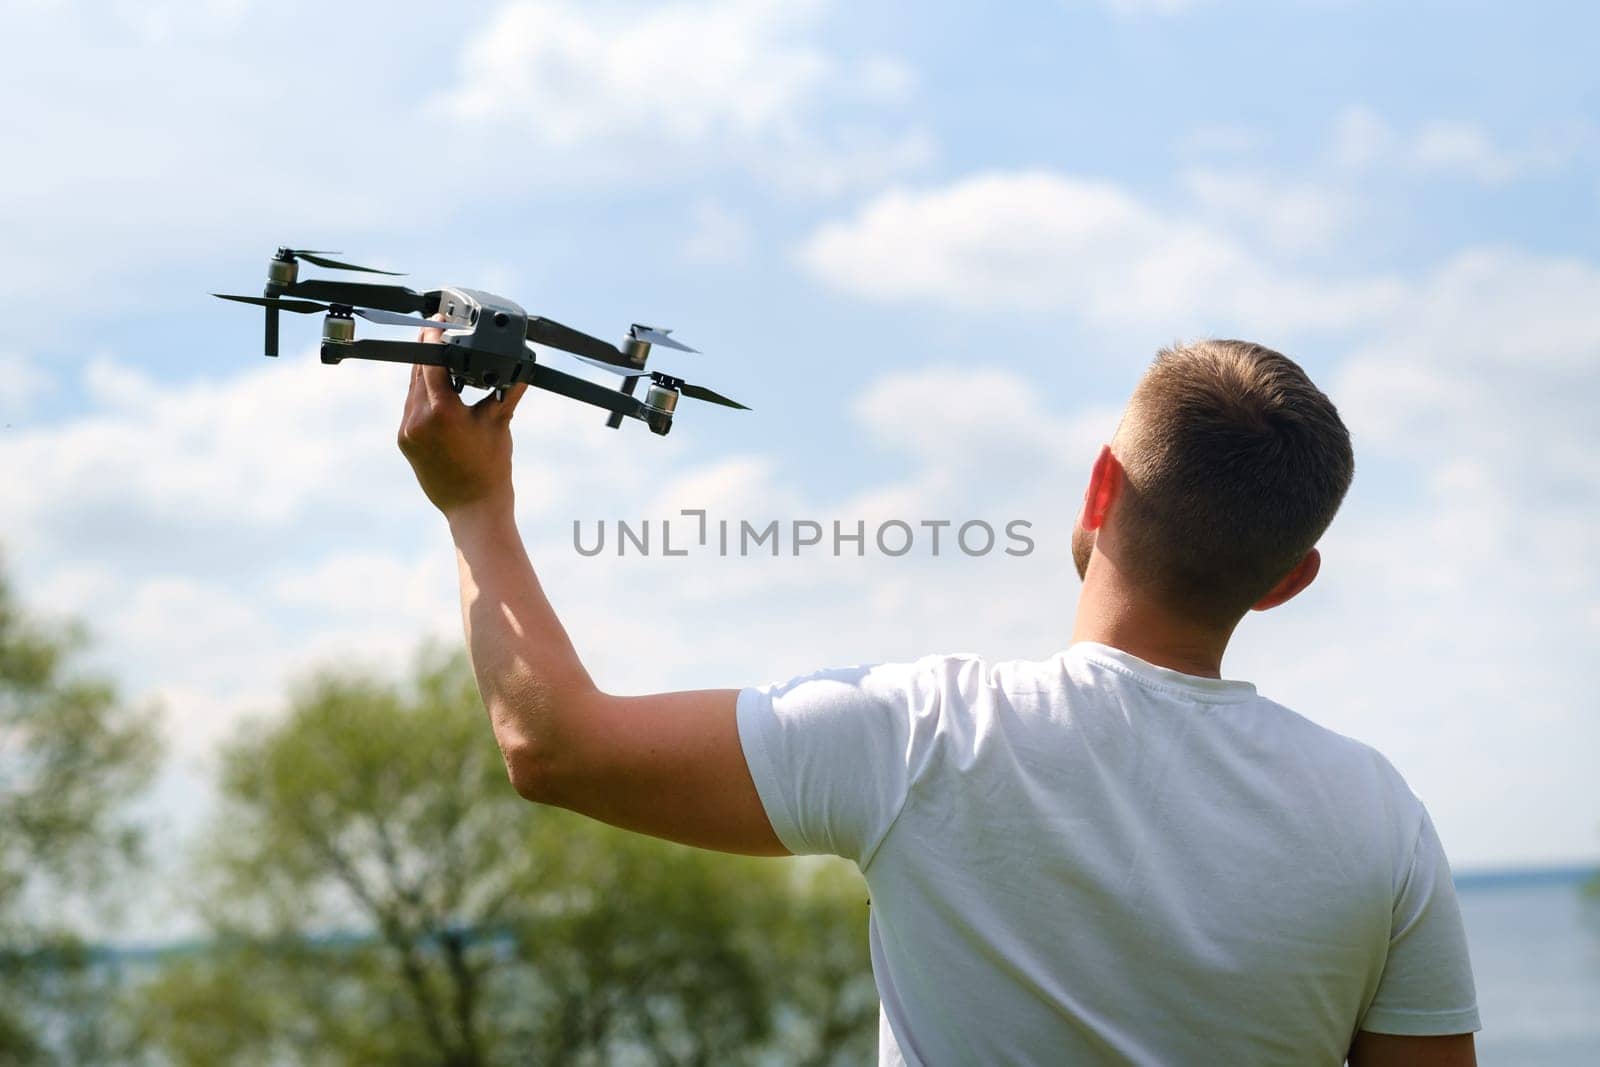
xmin=1454 ymin=863 xmax=1598 ymax=892
xmin=70 ymin=864 xmax=1600 ymax=965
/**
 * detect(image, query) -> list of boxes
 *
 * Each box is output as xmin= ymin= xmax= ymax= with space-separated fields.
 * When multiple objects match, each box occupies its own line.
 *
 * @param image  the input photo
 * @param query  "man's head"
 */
xmin=1072 ymin=340 xmax=1354 ymax=629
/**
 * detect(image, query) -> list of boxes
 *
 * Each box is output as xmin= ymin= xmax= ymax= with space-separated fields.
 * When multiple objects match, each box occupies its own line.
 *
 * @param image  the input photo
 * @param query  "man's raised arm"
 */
xmin=397 ymin=324 xmax=785 ymax=857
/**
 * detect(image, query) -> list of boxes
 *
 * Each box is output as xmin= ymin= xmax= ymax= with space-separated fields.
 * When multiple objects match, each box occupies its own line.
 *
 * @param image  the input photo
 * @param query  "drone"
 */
xmin=214 ymin=247 xmax=747 ymax=436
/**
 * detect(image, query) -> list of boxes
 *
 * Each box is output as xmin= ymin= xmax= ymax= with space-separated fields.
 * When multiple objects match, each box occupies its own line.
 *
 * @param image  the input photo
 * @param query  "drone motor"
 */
xmin=619 ymin=335 xmax=650 ymax=369
xmin=267 ymin=253 xmax=299 ymax=287
xmin=642 ymin=381 xmax=678 ymax=436
xmin=321 ymin=307 xmax=355 ymax=344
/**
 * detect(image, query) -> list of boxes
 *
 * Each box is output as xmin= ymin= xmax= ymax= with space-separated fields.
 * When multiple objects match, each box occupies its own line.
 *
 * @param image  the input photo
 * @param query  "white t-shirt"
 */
xmin=736 ymin=641 xmax=1480 ymax=1066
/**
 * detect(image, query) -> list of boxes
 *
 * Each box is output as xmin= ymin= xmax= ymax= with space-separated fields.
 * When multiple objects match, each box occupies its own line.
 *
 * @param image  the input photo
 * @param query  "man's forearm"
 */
xmin=447 ymin=499 xmax=596 ymax=798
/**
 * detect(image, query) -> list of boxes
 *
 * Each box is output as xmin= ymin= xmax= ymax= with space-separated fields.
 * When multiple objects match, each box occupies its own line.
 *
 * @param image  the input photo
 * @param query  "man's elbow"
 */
xmin=490 ymin=678 xmax=599 ymax=805
xmin=499 ymin=736 xmax=562 ymax=805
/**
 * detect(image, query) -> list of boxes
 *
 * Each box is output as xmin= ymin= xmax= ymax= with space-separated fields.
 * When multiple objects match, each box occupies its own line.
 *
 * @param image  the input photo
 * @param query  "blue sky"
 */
xmin=2 ymin=0 xmax=1597 ymax=924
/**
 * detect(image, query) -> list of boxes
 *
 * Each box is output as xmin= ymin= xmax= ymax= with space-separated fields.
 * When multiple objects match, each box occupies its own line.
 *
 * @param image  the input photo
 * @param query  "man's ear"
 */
xmin=1251 ymin=548 xmax=1321 ymax=612
xmin=1079 ymin=445 xmax=1123 ymax=531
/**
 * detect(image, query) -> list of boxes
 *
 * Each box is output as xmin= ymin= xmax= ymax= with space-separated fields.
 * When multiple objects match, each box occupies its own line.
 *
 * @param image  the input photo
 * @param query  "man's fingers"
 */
xmin=496 ymin=382 xmax=531 ymax=421
xmin=472 ymin=381 xmax=528 ymax=420
xmin=414 ymin=314 xmax=465 ymax=408
xmin=418 ymin=311 xmax=448 ymax=345
xmin=469 ymin=381 xmax=530 ymax=420
xmin=420 ymin=362 xmax=460 ymax=407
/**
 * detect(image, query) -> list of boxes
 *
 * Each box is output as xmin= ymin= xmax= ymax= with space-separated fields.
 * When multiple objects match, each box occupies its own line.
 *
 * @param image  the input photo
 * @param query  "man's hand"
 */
xmin=397 ymin=316 xmax=530 ymax=519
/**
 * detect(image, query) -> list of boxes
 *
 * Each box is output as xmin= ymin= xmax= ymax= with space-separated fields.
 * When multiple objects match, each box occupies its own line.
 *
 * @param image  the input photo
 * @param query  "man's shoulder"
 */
xmin=1250 ymin=692 xmax=1410 ymax=783
xmin=1240 ymin=692 xmax=1429 ymax=858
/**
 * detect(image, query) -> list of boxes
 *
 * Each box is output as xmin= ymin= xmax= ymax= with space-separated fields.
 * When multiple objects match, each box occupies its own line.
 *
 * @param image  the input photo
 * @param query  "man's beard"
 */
xmin=1071 ymin=523 xmax=1093 ymax=581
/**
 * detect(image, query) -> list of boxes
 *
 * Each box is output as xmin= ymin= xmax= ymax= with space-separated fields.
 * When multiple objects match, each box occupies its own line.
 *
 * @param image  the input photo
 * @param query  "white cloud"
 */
xmin=798 ymin=167 xmax=1600 ymax=511
xmin=1331 ymin=106 xmax=1588 ymax=184
xmin=797 ymin=170 xmax=1403 ymax=335
xmin=106 ymin=0 xmax=255 ymax=43
xmin=1334 ymin=247 xmax=1600 ymax=495
xmin=1329 ymin=107 xmax=1394 ymax=172
xmin=0 ymin=0 xmax=925 ymax=321
xmin=854 ymin=368 xmax=1115 ymax=480
xmin=428 ymin=0 xmax=929 ymax=194
xmin=1180 ymin=168 xmax=1354 ymax=253
xmin=1074 ymin=0 xmax=1203 ymax=13
xmin=1409 ymin=121 xmax=1526 ymax=184
xmin=435 ymin=0 xmax=829 ymax=147
xmin=0 ymin=352 xmax=49 ymax=419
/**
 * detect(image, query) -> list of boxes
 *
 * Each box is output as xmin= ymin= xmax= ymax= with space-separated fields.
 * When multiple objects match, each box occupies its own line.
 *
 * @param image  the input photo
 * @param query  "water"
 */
xmin=1458 ymin=868 xmax=1600 ymax=1065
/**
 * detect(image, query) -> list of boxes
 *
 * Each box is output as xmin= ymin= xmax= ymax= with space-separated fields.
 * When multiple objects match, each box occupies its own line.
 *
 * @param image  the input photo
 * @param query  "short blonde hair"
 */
xmin=1113 ymin=340 xmax=1354 ymax=624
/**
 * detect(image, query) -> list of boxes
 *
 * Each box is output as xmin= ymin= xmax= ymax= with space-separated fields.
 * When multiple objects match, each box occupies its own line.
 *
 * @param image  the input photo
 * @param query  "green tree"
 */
xmin=136 ymin=646 xmax=874 ymax=1066
xmin=0 ymin=562 xmax=161 ymax=1063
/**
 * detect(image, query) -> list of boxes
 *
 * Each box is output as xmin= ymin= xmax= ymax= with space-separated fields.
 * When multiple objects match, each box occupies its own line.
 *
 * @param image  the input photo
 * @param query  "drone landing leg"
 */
xmin=605 ymin=375 xmax=641 ymax=429
xmin=264 ymin=303 xmax=279 ymax=357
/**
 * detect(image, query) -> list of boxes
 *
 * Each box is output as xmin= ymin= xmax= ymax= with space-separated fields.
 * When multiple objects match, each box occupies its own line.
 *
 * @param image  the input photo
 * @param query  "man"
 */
xmin=399 ymin=334 xmax=1479 ymax=1065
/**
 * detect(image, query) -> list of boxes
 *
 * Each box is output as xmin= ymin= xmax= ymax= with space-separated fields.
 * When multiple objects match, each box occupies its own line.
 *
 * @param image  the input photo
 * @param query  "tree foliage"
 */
xmin=0 ymin=562 xmax=161 ymax=1063
xmin=136 ymin=647 xmax=876 ymax=1065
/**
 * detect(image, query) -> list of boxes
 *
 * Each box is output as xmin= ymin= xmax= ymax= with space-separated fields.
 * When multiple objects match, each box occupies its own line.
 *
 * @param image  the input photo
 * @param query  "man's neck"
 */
xmin=1071 ymin=557 xmax=1237 ymax=680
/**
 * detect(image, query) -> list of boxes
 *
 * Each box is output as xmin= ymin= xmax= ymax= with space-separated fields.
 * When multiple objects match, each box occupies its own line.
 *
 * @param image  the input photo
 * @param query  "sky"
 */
xmin=2 ymin=0 xmax=1597 ymax=928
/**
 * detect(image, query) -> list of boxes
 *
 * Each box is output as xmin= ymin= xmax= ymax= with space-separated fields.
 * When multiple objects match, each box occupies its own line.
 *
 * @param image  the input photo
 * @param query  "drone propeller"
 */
xmin=630 ymin=324 xmax=698 ymax=353
xmin=679 ymin=382 xmax=747 ymax=409
xmin=216 ymin=293 xmax=329 ymax=314
xmin=563 ymin=353 xmax=649 ymax=378
xmin=296 ymin=253 xmax=403 ymax=276
xmin=273 ymin=247 xmax=401 ymax=275
xmin=213 ymin=293 xmax=456 ymax=330
xmin=559 ymin=352 xmax=748 ymax=410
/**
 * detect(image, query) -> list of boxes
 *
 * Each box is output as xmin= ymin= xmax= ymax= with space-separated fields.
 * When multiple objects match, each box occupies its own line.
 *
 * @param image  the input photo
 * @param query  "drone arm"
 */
xmin=526 ymin=316 xmax=632 ymax=367
xmin=321 ymin=340 xmax=648 ymax=422
xmin=525 ymin=362 xmax=647 ymax=421
xmin=321 ymin=338 xmax=459 ymax=369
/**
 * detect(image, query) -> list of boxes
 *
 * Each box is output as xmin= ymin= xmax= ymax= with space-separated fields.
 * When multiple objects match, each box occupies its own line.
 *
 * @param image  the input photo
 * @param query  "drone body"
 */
xmin=216 ymin=248 xmax=747 ymax=436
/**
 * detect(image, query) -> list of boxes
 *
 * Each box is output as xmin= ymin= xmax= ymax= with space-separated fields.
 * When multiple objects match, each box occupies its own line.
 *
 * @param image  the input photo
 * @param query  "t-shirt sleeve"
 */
xmin=1359 ymin=807 xmax=1482 ymax=1036
xmin=736 ymin=660 xmax=939 ymax=867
